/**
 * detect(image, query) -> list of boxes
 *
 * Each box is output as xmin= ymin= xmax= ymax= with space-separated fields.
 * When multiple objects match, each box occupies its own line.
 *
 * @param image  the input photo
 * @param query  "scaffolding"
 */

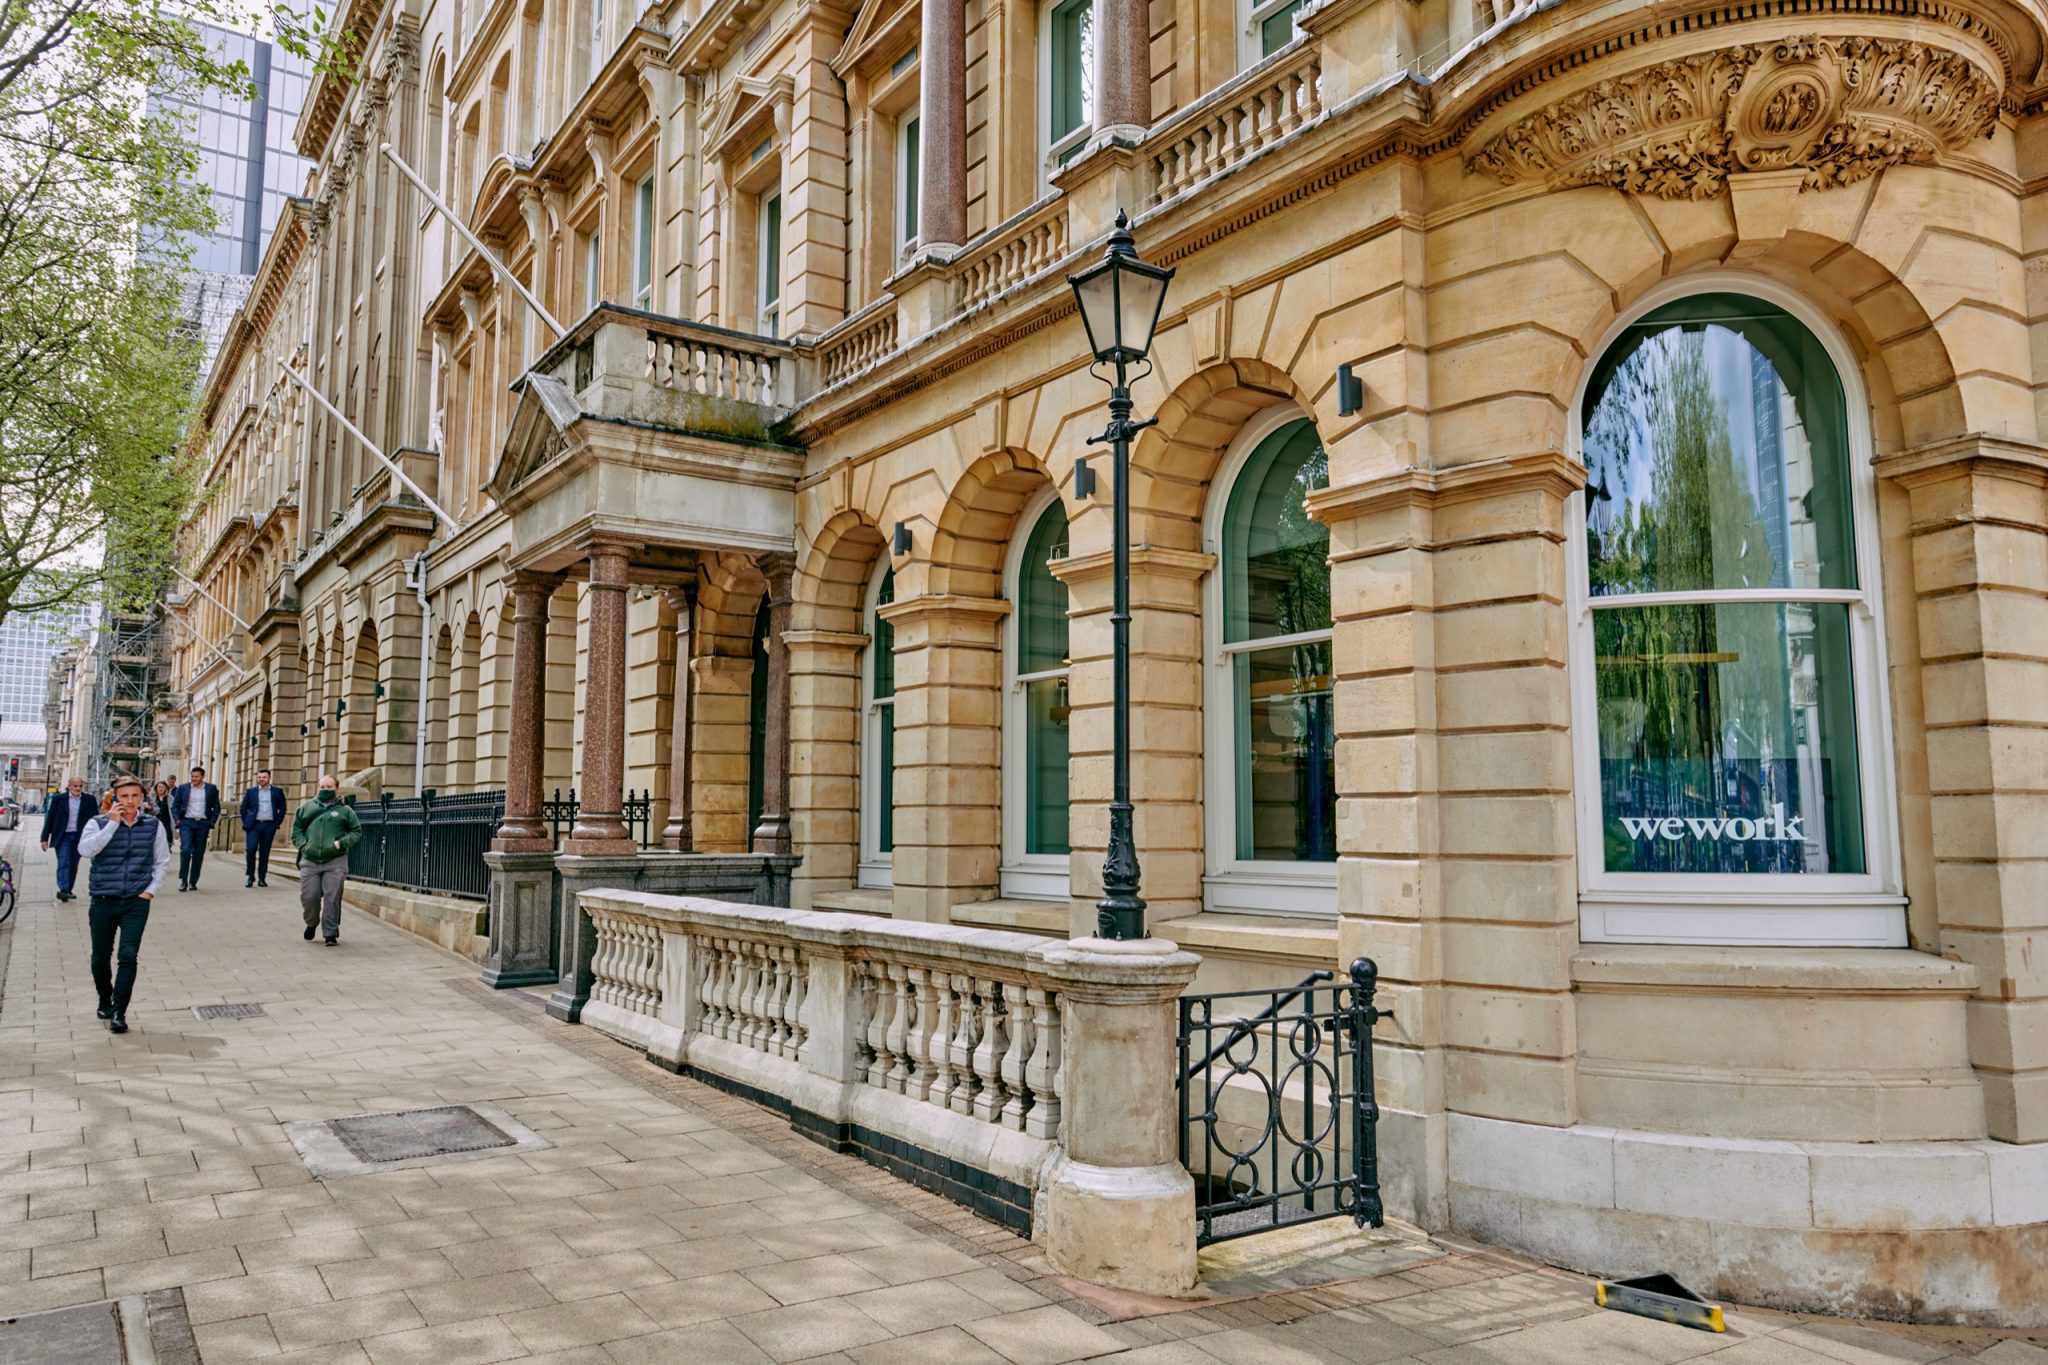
xmin=84 ymin=604 xmax=170 ymax=787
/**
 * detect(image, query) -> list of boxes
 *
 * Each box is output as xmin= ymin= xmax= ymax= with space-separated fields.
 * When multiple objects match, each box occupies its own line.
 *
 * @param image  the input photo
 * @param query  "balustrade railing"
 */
xmin=957 ymin=204 xmax=1070 ymax=312
xmin=817 ymin=302 xmax=898 ymax=386
xmin=645 ymin=327 xmax=786 ymax=407
xmin=1148 ymin=47 xmax=1326 ymax=204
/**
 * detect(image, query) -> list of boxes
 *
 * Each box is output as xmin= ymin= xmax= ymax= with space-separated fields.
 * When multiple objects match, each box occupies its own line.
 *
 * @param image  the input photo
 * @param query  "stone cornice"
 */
xmin=1307 ymin=451 xmax=1587 ymax=525
xmin=1049 ymin=546 xmax=1217 ymax=586
xmin=874 ymin=592 xmax=1012 ymax=625
xmin=1465 ymin=35 xmax=2005 ymax=200
xmin=1873 ymin=433 xmax=2048 ymax=488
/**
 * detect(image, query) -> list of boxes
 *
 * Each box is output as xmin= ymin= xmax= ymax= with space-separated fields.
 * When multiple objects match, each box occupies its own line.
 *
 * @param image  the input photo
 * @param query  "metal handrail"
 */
xmin=1181 ymin=969 xmax=1334 ymax=1080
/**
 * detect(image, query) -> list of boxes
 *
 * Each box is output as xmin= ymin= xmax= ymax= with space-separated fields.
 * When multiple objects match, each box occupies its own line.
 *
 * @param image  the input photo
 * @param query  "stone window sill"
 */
xmin=1571 ymin=944 xmax=1978 ymax=996
xmin=949 ymin=899 xmax=1068 ymax=936
xmin=811 ymin=889 xmax=895 ymax=918
xmin=1157 ymin=912 xmax=1340 ymax=966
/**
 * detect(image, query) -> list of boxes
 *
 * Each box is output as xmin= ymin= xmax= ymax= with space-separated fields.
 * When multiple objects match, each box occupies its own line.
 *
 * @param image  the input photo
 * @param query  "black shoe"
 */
xmin=95 ymin=1003 xmax=112 ymax=1021
xmin=177 ymin=883 xmax=187 ymax=893
xmin=304 ymin=923 xmax=316 ymax=941
xmin=108 ymin=1014 xmax=127 ymax=1034
xmin=246 ymin=877 xmax=254 ymax=888
xmin=257 ymin=880 xmax=268 ymax=888
xmin=324 ymin=937 xmax=338 ymax=947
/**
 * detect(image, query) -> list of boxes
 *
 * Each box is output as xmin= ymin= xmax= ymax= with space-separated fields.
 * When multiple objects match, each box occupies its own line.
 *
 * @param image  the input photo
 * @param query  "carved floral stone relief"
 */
xmin=1467 ymin=36 xmax=2004 ymax=198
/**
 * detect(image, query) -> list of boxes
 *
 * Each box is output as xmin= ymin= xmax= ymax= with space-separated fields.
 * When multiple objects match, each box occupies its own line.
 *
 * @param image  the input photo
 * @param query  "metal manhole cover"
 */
xmin=191 ymin=1003 xmax=265 ymax=1021
xmin=326 ymin=1106 xmax=517 ymax=1163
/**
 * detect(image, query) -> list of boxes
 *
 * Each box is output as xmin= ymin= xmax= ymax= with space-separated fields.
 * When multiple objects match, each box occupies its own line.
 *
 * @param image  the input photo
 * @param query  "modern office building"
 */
xmin=0 ymin=604 xmax=96 ymax=734
xmin=151 ymin=20 xmax=315 ymax=367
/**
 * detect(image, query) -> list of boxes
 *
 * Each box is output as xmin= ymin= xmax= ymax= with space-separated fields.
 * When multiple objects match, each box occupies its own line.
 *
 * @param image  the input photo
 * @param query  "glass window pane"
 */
xmin=1260 ymin=1 xmax=1301 ymax=54
xmin=761 ymin=193 xmax=782 ymax=307
xmin=1018 ymin=502 xmax=1069 ymax=673
xmin=1595 ymin=601 xmax=1864 ymax=875
xmin=748 ymin=604 xmax=768 ymax=833
xmin=901 ymin=116 xmax=920 ymax=245
xmin=636 ymin=176 xmax=654 ymax=292
xmin=1025 ymin=677 xmax=1069 ymax=855
xmin=1583 ymin=294 xmax=1857 ymax=595
xmin=871 ymin=567 xmax=894 ymax=699
xmin=1222 ymin=419 xmax=1329 ymax=643
xmin=876 ymin=701 xmax=895 ymax=853
xmin=1050 ymin=0 xmax=1093 ymax=146
xmin=1232 ymin=638 xmax=1335 ymax=862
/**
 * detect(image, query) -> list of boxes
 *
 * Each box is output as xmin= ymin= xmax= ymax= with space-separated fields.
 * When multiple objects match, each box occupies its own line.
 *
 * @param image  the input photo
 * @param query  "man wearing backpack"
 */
xmin=291 ymin=775 xmax=362 ymax=946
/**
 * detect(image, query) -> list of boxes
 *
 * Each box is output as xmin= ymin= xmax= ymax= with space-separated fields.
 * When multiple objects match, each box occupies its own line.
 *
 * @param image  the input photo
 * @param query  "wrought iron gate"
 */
xmin=1177 ymin=957 xmax=1386 ymax=1245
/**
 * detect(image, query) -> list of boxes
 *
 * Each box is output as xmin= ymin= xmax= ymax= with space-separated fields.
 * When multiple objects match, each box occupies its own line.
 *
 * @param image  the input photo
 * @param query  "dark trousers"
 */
xmin=245 ymin=822 xmax=279 ymax=881
xmin=88 ymin=895 xmax=151 ymax=1013
xmin=178 ymin=820 xmax=210 ymax=886
xmin=51 ymin=834 xmax=81 ymax=895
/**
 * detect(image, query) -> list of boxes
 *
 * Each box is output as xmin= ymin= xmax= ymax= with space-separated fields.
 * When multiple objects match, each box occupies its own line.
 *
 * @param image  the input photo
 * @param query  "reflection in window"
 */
xmin=1047 ymin=0 xmax=1093 ymax=169
xmin=1581 ymin=295 xmax=1870 ymax=878
xmin=860 ymin=566 xmax=895 ymax=886
xmin=1220 ymin=419 xmax=1334 ymax=864
xmin=1016 ymin=501 xmax=1071 ymax=858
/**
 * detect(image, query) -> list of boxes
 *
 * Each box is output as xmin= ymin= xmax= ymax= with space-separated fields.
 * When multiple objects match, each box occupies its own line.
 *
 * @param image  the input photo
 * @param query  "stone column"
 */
xmin=785 ymin=628 xmax=868 ymax=907
xmin=1881 ymin=438 xmax=2048 ymax=1142
xmin=567 ymin=538 xmax=636 ymax=854
xmin=1040 ymin=938 xmax=1201 ymax=1295
xmin=495 ymin=569 xmax=559 ymax=851
xmin=751 ymin=554 xmax=796 ymax=854
xmin=660 ymin=582 xmax=696 ymax=852
xmin=917 ymin=0 xmax=967 ymax=249
xmin=1093 ymin=0 xmax=1152 ymax=138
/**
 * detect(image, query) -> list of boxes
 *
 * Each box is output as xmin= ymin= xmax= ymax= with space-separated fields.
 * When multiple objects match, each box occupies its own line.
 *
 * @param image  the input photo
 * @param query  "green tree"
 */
xmin=0 ymin=0 xmax=342 ymax=628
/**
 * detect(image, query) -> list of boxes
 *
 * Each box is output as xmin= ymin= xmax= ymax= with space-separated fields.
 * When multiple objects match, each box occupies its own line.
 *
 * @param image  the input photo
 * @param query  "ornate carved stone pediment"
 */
xmin=1467 ymin=36 xmax=2003 ymax=199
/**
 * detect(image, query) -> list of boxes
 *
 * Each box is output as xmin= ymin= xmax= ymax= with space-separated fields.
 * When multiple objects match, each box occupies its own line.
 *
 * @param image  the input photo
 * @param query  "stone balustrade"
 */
xmin=816 ymin=301 xmax=898 ymax=386
xmin=576 ymin=889 xmax=1201 ymax=1295
xmin=957 ymin=201 xmax=1070 ymax=312
xmin=1149 ymin=47 xmax=1326 ymax=204
xmin=645 ymin=325 xmax=788 ymax=407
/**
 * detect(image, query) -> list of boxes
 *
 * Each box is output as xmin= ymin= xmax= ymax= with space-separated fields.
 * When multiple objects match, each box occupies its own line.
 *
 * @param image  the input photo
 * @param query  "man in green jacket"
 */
xmin=291 ymin=774 xmax=363 ymax=945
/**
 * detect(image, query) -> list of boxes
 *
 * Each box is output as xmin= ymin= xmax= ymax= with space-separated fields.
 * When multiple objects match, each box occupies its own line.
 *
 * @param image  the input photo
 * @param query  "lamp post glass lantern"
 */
xmin=1068 ymin=210 xmax=1174 ymax=941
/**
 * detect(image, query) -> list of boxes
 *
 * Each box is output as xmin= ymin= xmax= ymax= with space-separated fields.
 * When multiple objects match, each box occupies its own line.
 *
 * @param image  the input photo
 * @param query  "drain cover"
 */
xmin=327 ymin=1106 xmax=517 ymax=1164
xmin=191 ymin=1003 xmax=265 ymax=1021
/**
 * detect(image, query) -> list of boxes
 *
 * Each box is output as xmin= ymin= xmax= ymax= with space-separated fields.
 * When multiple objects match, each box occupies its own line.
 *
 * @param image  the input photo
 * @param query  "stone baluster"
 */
xmin=1000 ymin=986 xmax=1033 ymax=1132
xmin=928 ymin=972 xmax=958 ymax=1109
xmin=906 ymin=967 xmax=939 ymax=1102
xmin=784 ymin=947 xmax=807 ymax=1056
xmin=1024 ymin=987 xmax=1061 ymax=1140
xmin=864 ymin=963 xmax=894 ymax=1088
xmin=971 ymin=980 xmax=1009 ymax=1124
xmin=948 ymin=974 xmax=980 ymax=1116
xmin=884 ymin=963 xmax=912 ymax=1092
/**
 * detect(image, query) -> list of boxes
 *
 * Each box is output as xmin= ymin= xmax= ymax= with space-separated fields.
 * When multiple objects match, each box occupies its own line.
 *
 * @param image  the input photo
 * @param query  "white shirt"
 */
xmin=185 ymin=785 xmax=208 ymax=819
xmin=255 ymin=787 xmax=274 ymax=821
xmin=77 ymin=812 xmax=172 ymax=898
xmin=66 ymin=796 xmax=82 ymax=833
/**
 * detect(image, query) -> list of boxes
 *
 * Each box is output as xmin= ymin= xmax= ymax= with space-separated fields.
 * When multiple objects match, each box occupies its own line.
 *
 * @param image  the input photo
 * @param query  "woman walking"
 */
xmin=151 ymin=781 xmax=178 ymax=851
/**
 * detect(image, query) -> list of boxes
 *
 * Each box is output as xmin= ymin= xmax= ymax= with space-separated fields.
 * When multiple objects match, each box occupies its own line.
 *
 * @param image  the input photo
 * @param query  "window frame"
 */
xmin=1568 ymin=275 xmax=1905 ymax=947
xmin=858 ymin=562 xmax=895 ymax=890
xmin=897 ymin=113 xmax=921 ymax=252
xmin=582 ymin=226 xmax=601 ymax=312
xmin=757 ymin=186 xmax=782 ymax=337
xmin=1039 ymin=0 xmax=1093 ymax=183
xmin=1241 ymin=0 xmax=1304 ymax=67
xmin=634 ymin=173 xmax=656 ymax=306
xmin=1201 ymin=404 xmax=1339 ymax=917
xmin=1001 ymin=486 xmax=1073 ymax=901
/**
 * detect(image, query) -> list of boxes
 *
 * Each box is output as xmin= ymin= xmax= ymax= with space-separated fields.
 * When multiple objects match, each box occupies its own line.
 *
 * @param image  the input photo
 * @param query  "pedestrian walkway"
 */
xmin=0 ymin=832 xmax=2042 ymax=1364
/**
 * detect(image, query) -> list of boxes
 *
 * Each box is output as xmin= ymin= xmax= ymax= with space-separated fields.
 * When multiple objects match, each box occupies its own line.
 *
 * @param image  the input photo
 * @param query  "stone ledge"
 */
xmin=1163 ymin=912 xmax=1339 ymax=964
xmin=950 ymin=898 xmax=1068 ymax=936
xmin=341 ymin=881 xmax=489 ymax=962
xmin=811 ymin=888 xmax=894 ymax=917
xmin=1572 ymin=944 xmax=1979 ymax=996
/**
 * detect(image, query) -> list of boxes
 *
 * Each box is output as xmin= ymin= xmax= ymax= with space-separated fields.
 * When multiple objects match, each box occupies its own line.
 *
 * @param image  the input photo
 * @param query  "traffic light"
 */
xmin=6 ymin=758 xmax=15 ymax=779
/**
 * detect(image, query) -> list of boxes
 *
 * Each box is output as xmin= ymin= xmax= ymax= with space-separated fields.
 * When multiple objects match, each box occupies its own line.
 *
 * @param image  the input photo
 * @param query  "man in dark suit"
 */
xmin=170 ymin=766 xmax=222 ymax=891
xmin=39 ymin=776 xmax=98 ymax=902
xmin=239 ymin=769 xmax=286 ymax=888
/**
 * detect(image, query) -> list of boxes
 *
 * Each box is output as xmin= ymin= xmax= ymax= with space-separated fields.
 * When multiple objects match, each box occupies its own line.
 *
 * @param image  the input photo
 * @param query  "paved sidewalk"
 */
xmin=0 ymin=833 xmax=2044 ymax=1365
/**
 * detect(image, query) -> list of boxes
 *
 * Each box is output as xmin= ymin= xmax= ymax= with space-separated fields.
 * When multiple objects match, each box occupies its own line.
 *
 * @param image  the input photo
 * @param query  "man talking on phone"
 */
xmin=76 ymin=775 xmax=171 ymax=1034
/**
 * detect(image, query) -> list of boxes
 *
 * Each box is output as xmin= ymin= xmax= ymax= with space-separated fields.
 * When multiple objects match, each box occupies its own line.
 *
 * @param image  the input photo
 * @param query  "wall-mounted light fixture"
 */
xmin=892 ymin=521 xmax=912 ymax=555
xmin=1336 ymin=363 xmax=1364 ymax=417
xmin=373 ymin=681 xmax=385 ymax=699
xmin=299 ymin=724 xmax=309 ymax=736
xmin=316 ymin=717 xmax=325 ymax=729
xmin=335 ymin=698 xmax=347 ymax=716
xmin=1074 ymin=459 xmax=1097 ymax=500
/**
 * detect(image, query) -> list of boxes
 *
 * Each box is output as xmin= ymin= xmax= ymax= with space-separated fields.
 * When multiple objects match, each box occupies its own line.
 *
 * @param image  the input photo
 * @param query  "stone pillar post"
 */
xmin=785 ymin=628 xmax=868 ymax=907
xmin=1093 ymin=0 xmax=1152 ymax=138
xmin=660 ymin=582 xmax=696 ymax=852
xmin=495 ymin=570 xmax=560 ymax=851
xmin=751 ymin=554 xmax=796 ymax=854
xmin=566 ymin=539 xmax=636 ymax=855
xmin=1040 ymin=938 xmax=1200 ymax=1295
xmin=917 ymin=0 xmax=967 ymax=249
xmin=878 ymin=593 xmax=1008 ymax=922
xmin=1881 ymin=438 xmax=2048 ymax=1142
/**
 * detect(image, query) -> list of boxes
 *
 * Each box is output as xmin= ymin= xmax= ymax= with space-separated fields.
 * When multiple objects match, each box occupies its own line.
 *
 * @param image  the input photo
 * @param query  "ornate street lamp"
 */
xmin=1068 ymin=210 xmax=1173 ymax=941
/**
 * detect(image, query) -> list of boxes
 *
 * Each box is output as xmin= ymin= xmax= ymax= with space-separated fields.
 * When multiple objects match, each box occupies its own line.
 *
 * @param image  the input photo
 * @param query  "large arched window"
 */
xmin=1002 ymin=494 xmax=1070 ymax=899
xmin=858 ymin=565 xmax=895 ymax=889
xmin=1205 ymin=412 xmax=1336 ymax=914
xmin=1574 ymin=286 xmax=1900 ymax=945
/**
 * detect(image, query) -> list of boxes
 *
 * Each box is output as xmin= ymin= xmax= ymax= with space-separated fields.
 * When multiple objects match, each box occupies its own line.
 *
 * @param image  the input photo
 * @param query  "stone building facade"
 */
xmin=171 ymin=0 xmax=2048 ymax=1324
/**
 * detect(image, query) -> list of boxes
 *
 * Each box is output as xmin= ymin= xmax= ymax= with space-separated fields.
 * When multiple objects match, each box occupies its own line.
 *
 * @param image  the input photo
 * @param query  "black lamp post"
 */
xmin=1068 ymin=210 xmax=1174 ymax=941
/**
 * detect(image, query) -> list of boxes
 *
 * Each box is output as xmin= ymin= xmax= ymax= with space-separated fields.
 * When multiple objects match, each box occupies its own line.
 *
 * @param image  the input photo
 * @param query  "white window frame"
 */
xmin=1240 ymin=0 xmax=1304 ymax=68
xmin=1569 ymin=274 xmax=1905 ymax=947
xmin=1001 ymin=486 xmax=1072 ymax=900
xmin=1201 ymin=403 xmax=1338 ymax=917
xmin=757 ymin=187 xmax=782 ymax=337
xmin=583 ymin=228 xmax=601 ymax=311
xmin=1038 ymin=0 xmax=1093 ymax=185
xmin=858 ymin=562 xmax=894 ymax=890
xmin=633 ymin=173 xmax=655 ymax=306
xmin=897 ymin=113 xmax=921 ymax=253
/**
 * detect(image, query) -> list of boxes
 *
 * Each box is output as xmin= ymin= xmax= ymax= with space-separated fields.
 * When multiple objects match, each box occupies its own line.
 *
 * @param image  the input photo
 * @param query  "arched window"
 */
xmin=1574 ymin=287 xmax=1899 ymax=945
xmin=859 ymin=565 xmax=895 ymax=888
xmin=1205 ymin=412 xmax=1335 ymax=914
xmin=1002 ymin=495 xmax=1070 ymax=898
xmin=747 ymin=603 xmax=769 ymax=838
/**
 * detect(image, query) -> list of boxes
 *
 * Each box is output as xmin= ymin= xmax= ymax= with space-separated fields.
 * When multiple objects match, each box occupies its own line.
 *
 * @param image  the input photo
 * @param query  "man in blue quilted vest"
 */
xmin=75 ymin=774 xmax=171 ymax=1035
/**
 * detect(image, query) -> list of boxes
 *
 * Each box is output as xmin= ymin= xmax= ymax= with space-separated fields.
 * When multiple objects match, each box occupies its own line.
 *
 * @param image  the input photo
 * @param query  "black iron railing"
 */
xmin=540 ymin=788 xmax=657 ymax=849
xmin=1177 ymin=958 xmax=1387 ymax=1245
xmin=347 ymin=790 xmax=506 ymax=901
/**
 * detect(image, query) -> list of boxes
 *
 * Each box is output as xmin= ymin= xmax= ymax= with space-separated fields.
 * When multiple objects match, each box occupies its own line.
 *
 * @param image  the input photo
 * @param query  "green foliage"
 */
xmin=0 ymin=0 xmax=347 ymax=628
